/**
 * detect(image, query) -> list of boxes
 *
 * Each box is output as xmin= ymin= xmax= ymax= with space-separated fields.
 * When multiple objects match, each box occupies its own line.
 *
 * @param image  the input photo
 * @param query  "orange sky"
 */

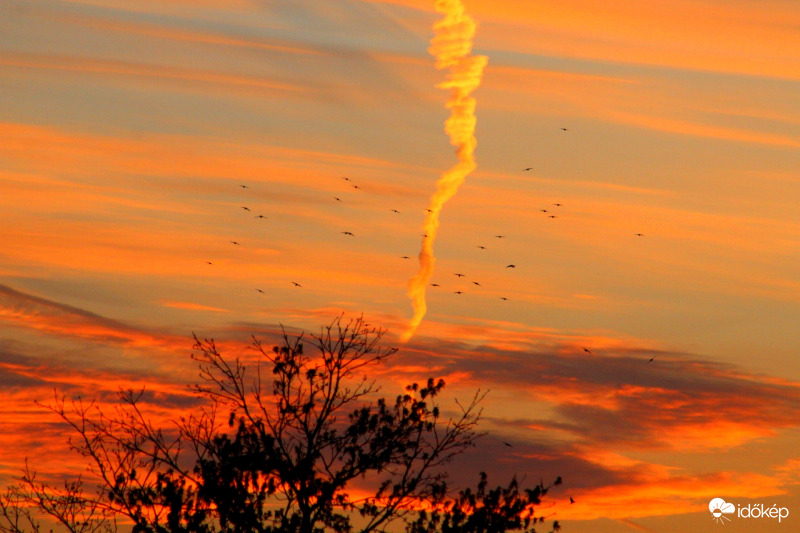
xmin=1 ymin=1 xmax=799 ymax=531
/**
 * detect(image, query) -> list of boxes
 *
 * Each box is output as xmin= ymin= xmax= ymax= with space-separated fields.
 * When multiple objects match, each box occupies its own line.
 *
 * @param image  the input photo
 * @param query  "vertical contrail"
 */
xmin=401 ymin=0 xmax=488 ymax=342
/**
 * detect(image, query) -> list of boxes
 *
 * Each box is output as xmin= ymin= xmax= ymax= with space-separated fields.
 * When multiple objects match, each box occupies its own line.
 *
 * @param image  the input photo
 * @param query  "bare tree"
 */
xmin=0 ymin=315 xmax=559 ymax=533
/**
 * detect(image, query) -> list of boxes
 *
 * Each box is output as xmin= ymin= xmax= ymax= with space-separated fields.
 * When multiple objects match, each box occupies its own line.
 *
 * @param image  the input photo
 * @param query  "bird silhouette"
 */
xmin=333 ymin=196 xmax=341 ymax=202
xmin=341 ymin=231 xmax=354 ymax=236
xmin=540 ymin=209 xmax=548 ymax=213
xmin=495 ymin=235 xmax=505 ymax=239
xmin=554 ymin=203 xmax=563 ymax=207
xmin=554 ymin=476 xmax=562 ymax=485
xmin=503 ymin=441 xmax=513 ymax=447
xmin=454 ymin=273 xmax=465 ymax=277
xmin=548 ymin=215 xmax=558 ymax=219
xmin=569 ymin=497 xmax=575 ymax=504
xmin=430 ymin=283 xmax=440 ymax=287
xmin=291 ymin=281 xmax=302 ymax=287
xmin=230 ymin=241 xmax=240 ymax=245
xmin=255 ymin=215 xmax=267 ymax=219
xmin=352 ymin=184 xmax=360 ymax=190
xmin=472 ymin=281 xmax=481 ymax=286
xmin=454 ymin=291 xmax=463 ymax=295
xmin=506 ymin=264 xmax=516 ymax=268
xmin=391 ymin=209 xmax=400 ymax=214
xmin=401 ymin=256 xmax=410 ymax=259
xmin=583 ymin=347 xmax=592 ymax=354
xmin=256 ymin=289 xmax=264 ymax=294
xmin=421 ymin=234 xmax=428 ymax=238
xmin=523 ymin=167 xmax=533 ymax=171
xmin=635 ymin=233 xmax=645 ymax=237
xmin=341 ymin=177 xmax=350 ymax=181
xmin=241 ymin=206 xmax=250 ymax=211
xmin=477 ymin=245 xmax=486 ymax=250
xmin=205 ymin=261 xmax=213 ymax=265
xmin=425 ymin=209 xmax=433 ymax=213
xmin=648 ymin=357 xmax=655 ymax=363
xmin=500 ymin=297 xmax=508 ymax=301
xmin=239 ymin=184 xmax=249 ymax=188
xmin=561 ymin=127 xmax=568 ymax=131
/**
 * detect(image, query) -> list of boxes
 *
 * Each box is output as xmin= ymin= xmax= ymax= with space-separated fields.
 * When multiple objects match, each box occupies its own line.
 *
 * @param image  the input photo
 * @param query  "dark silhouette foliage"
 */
xmin=0 ymin=316 xmax=560 ymax=533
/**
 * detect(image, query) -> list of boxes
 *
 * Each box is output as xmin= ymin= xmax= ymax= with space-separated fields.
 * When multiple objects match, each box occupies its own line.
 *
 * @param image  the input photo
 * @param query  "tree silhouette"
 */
xmin=0 ymin=316 xmax=560 ymax=533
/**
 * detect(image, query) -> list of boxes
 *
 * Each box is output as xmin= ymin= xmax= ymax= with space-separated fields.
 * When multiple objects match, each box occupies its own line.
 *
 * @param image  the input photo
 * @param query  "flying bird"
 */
xmin=569 ymin=497 xmax=575 ymax=504
xmin=472 ymin=281 xmax=481 ymax=286
xmin=548 ymin=215 xmax=558 ymax=218
xmin=561 ymin=127 xmax=569 ymax=131
xmin=352 ymin=184 xmax=360 ymax=190
xmin=401 ymin=256 xmax=410 ymax=259
xmin=425 ymin=209 xmax=433 ymax=213
xmin=430 ymin=283 xmax=440 ymax=287
xmin=506 ymin=264 xmax=515 ymax=268
xmin=291 ymin=282 xmax=302 ymax=287
xmin=333 ymin=196 xmax=341 ymax=202
xmin=205 ymin=261 xmax=213 ymax=265
xmin=648 ymin=357 xmax=655 ymax=363
xmin=523 ymin=167 xmax=533 ymax=171
xmin=341 ymin=176 xmax=350 ymax=181
xmin=635 ymin=233 xmax=645 ymax=237
xmin=341 ymin=231 xmax=354 ymax=236
xmin=495 ymin=235 xmax=505 ymax=239
xmin=503 ymin=441 xmax=513 ymax=447
xmin=454 ymin=273 xmax=466 ymax=277
xmin=256 ymin=289 xmax=264 ymax=294
xmin=583 ymin=347 xmax=592 ymax=354
xmin=239 ymin=184 xmax=248 ymax=189
xmin=500 ymin=297 xmax=508 ymax=301
xmin=454 ymin=291 xmax=463 ymax=295
xmin=241 ymin=206 xmax=250 ymax=211
xmin=230 ymin=241 xmax=240 ymax=245
xmin=477 ymin=245 xmax=486 ymax=250
xmin=554 ymin=203 xmax=563 ymax=207
xmin=540 ymin=209 xmax=548 ymax=213
xmin=255 ymin=215 xmax=267 ymax=219
xmin=421 ymin=234 xmax=428 ymax=238
xmin=391 ymin=209 xmax=400 ymax=214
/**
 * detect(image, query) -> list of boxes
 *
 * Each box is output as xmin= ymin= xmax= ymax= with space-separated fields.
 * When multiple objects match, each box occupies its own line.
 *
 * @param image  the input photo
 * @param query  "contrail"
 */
xmin=401 ymin=0 xmax=488 ymax=342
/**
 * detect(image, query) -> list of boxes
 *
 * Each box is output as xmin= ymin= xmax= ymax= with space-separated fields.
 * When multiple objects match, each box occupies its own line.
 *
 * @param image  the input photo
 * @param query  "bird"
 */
xmin=583 ymin=347 xmax=592 ymax=354
xmin=523 ymin=167 xmax=533 ymax=171
xmin=495 ymin=235 xmax=505 ymax=239
xmin=561 ymin=127 xmax=569 ymax=131
xmin=291 ymin=281 xmax=302 ymax=287
xmin=635 ymin=233 xmax=645 ymax=237
xmin=503 ymin=441 xmax=513 ymax=447
xmin=477 ymin=245 xmax=486 ymax=250
xmin=500 ymin=297 xmax=508 ymax=301
xmin=454 ymin=291 xmax=463 ymax=295
xmin=255 ymin=215 xmax=267 ymax=219
xmin=430 ymin=283 xmax=440 ymax=287
xmin=569 ymin=497 xmax=575 ymax=504
xmin=401 ymin=256 xmax=410 ymax=259
xmin=506 ymin=264 xmax=515 ymax=268
xmin=548 ymin=215 xmax=557 ymax=219
xmin=241 ymin=206 xmax=251 ymax=211
xmin=239 ymin=184 xmax=249 ymax=189
xmin=341 ymin=176 xmax=350 ymax=181
xmin=421 ymin=234 xmax=428 ymax=238
xmin=256 ymin=289 xmax=264 ymax=294
xmin=454 ymin=273 xmax=465 ymax=277
xmin=648 ymin=357 xmax=655 ymax=363
xmin=554 ymin=476 xmax=562 ymax=486
xmin=341 ymin=231 xmax=354 ymax=236
xmin=205 ymin=261 xmax=213 ymax=265
xmin=472 ymin=281 xmax=481 ymax=286
xmin=425 ymin=208 xmax=433 ymax=213
xmin=554 ymin=203 xmax=563 ymax=207
xmin=540 ymin=209 xmax=548 ymax=213
xmin=352 ymin=184 xmax=360 ymax=190
xmin=230 ymin=241 xmax=240 ymax=245
xmin=391 ymin=209 xmax=400 ymax=214
xmin=333 ymin=196 xmax=341 ymax=202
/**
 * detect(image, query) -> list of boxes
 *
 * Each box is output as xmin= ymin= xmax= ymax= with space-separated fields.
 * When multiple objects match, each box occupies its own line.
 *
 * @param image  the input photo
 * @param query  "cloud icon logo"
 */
xmin=709 ymin=498 xmax=735 ymax=524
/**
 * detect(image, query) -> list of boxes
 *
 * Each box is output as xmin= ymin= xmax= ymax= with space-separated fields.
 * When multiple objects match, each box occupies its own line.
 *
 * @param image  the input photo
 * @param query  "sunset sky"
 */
xmin=2 ymin=0 xmax=800 ymax=531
